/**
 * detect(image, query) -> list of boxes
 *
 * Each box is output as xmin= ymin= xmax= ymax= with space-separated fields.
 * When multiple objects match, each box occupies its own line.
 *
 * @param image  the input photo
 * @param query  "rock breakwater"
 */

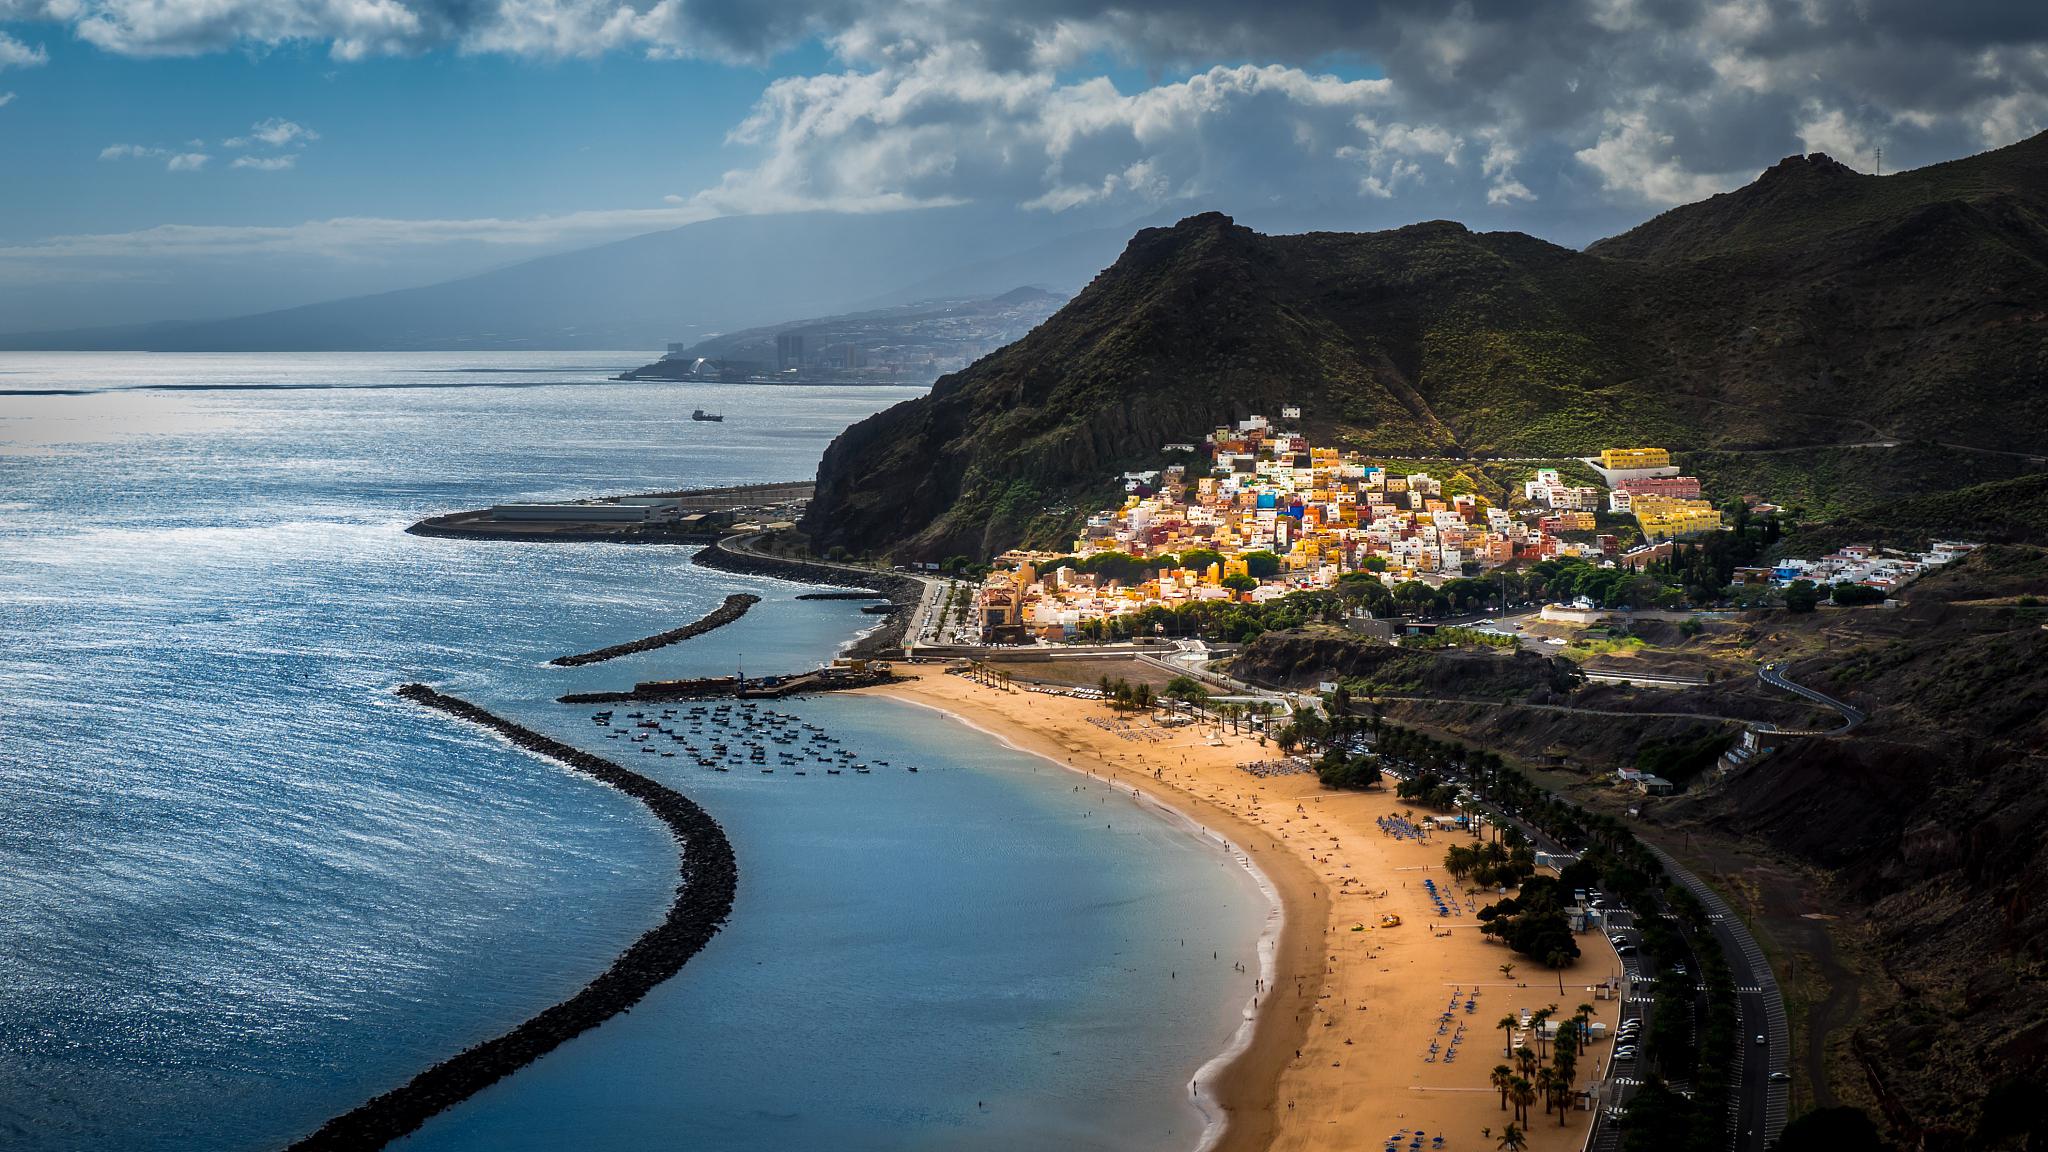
xmin=550 ymin=593 xmax=760 ymax=667
xmin=286 ymin=685 xmax=736 ymax=1152
xmin=692 ymin=536 xmax=921 ymax=658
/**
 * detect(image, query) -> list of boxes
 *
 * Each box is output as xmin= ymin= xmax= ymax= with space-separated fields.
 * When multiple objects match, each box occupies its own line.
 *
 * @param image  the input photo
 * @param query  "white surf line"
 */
xmin=883 ymin=695 xmax=1284 ymax=1152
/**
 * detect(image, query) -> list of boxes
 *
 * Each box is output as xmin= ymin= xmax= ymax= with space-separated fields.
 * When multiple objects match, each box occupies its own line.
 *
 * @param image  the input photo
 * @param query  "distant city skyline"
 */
xmin=2 ymin=1 xmax=2045 ymax=330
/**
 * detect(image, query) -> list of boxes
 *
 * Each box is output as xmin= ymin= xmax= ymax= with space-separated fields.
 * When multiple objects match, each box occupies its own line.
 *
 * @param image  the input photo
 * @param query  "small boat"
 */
xmin=692 ymin=409 xmax=724 ymax=422
xmin=907 ymin=765 xmax=918 ymax=773
xmin=826 ymin=769 xmax=841 ymax=775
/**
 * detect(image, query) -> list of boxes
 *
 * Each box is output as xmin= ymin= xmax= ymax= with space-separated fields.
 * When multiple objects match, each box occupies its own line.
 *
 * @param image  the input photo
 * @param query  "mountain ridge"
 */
xmin=802 ymin=134 xmax=2048 ymax=561
xmin=0 ymin=207 xmax=1130 ymax=352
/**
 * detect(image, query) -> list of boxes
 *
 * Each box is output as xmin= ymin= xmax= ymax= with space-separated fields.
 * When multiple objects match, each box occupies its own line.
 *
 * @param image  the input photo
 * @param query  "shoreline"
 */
xmin=864 ymin=666 xmax=1621 ymax=1152
xmin=287 ymin=686 xmax=737 ymax=1152
xmin=861 ymin=670 xmax=1325 ymax=1152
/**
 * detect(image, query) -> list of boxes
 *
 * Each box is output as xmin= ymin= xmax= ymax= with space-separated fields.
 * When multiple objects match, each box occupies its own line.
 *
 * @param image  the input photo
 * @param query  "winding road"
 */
xmin=1757 ymin=661 xmax=1865 ymax=734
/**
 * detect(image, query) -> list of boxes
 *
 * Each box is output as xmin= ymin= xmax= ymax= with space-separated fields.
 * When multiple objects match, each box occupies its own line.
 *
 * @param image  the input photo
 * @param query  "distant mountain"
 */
xmin=616 ymin=287 xmax=1068 ymax=386
xmin=803 ymin=132 xmax=2048 ymax=560
xmin=0 ymin=207 xmax=1125 ymax=352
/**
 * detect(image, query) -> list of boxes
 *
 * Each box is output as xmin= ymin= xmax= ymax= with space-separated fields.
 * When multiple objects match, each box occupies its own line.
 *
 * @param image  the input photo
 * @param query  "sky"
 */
xmin=2 ymin=0 xmax=2046 ymax=330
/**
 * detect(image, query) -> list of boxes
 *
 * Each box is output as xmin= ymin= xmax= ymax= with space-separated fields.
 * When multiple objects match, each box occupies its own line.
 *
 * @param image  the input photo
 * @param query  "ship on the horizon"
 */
xmin=692 ymin=409 xmax=724 ymax=422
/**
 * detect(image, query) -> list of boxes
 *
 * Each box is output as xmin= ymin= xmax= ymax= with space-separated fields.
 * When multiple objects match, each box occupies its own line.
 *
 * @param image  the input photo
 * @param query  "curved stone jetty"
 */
xmin=286 ymin=685 xmax=736 ymax=1152
xmin=550 ymin=592 xmax=760 ymax=666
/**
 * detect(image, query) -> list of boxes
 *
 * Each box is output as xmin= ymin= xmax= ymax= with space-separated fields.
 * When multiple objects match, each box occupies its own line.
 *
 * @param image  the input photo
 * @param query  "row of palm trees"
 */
xmin=1487 ymin=997 xmax=1597 ymax=1131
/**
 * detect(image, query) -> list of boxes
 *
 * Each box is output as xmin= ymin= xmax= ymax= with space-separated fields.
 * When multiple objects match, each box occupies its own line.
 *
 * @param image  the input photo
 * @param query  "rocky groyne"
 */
xmin=550 ymin=593 xmax=760 ymax=667
xmin=692 ymin=536 xmax=921 ymax=658
xmin=287 ymin=685 xmax=736 ymax=1152
xmin=559 ymin=664 xmax=897 ymax=705
xmin=793 ymin=591 xmax=890 ymax=601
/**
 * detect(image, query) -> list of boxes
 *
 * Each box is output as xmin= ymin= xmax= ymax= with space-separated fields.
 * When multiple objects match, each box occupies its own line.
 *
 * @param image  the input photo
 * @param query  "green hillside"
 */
xmin=803 ymin=133 xmax=2048 ymax=561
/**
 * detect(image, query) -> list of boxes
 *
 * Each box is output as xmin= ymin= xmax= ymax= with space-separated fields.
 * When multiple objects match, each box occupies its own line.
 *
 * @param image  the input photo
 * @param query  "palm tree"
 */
xmin=1576 ymin=1004 xmax=1596 ymax=1055
xmin=1509 ymin=1077 xmax=1536 ymax=1125
xmin=1531 ymin=1007 xmax=1553 ymax=1059
xmin=1499 ymin=961 xmax=1517 ymax=983
xmin=1491 ymin=1064 xmax=1513 ymax=1111
xmin=1548 ymin=948 xmax=1571 ymax=993
xmin=1535 ymin=1067 xmax=1558 ymax=1116
xmin=1497 ymin=1123 xmax=1528 ymax=1152
xmin=1515 ymin=1045 xmax=1537 ymax=1078
xmin=1498 ymin=1014 xmax=1518 ymax=1058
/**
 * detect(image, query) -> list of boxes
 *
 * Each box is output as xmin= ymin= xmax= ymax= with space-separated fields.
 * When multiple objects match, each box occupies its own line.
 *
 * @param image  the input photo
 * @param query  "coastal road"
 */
xmin=1643 ymin=845 xmax=1790 ymax=1152
xmin=1758 ymin=662 xmax=1865 ymax=733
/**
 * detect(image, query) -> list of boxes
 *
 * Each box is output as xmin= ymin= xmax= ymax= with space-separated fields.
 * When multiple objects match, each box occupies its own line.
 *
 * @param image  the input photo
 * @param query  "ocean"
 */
xmin=0 ymin=354 xmax=1268 ymax=1152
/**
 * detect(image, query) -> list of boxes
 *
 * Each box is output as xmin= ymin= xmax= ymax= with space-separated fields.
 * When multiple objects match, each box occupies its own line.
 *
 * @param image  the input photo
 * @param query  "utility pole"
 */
xmin=1874 ymin=146 xmax=1882 ymax=176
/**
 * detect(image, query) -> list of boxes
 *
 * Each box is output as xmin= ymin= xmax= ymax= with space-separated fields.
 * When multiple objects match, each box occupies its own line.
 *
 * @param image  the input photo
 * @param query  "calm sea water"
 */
xmin=0 ymin=354 xmax=1266 ymax=1152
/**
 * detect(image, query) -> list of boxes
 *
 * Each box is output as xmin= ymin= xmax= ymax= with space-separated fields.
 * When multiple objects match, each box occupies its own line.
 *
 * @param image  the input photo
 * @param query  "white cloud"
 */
xmin=0 ymin=92 xmax=14 ymax=107
xmin=100 ymin=143 xmax=167 ymax=160
xmin=0 ymin=31 xmax=46 ymax=70
xmin=166 ymin=151 xmax=210 ymax=171
xmin=697 ymin=54 xmax=1413 ymax=218
xmin=224 ymin=118 xmax=318 ymax=148
xmin=231 ymin=154 xmax=297 ymax=170
xmin=1794 ymin=104 xmax=1875 ymax=168
xmin=1574 ymin=110 xmax=1741 ymax=206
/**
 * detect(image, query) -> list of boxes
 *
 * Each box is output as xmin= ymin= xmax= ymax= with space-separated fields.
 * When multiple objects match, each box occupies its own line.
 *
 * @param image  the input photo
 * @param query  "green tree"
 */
xmin=1221 ymin=573 xmax=1258 ymax=593
xmin=1242 ymin=550 xmax=1282 ymax=579
xmin=1783 ymin=579 xmax=1821 ymax=613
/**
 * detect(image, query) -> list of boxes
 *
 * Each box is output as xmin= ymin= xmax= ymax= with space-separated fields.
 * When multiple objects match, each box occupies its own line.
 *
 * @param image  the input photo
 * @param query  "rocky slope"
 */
xmin=1662 ymin=548 xmax=2048 ymax=1147
xmin=803 ymin=133 xmax=2048 ymax=561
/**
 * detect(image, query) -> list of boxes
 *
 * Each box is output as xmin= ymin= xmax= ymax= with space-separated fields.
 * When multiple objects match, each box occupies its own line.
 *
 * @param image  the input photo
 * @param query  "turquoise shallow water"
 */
xmin=0 ymin=354 xmax=1266 ymax=1152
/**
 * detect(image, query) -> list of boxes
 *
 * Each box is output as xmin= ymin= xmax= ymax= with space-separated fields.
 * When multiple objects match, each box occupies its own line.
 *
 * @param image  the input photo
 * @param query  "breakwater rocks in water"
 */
xmin=793 ymin=591 xmax=890 ymax=601
xmin=550 ymin=593 xmax=760 ymax=667
xmin=560 ymin=664 xmax=897 ymax=705
xmin=287 ymin=685 xmax=736 ymax=1152
xmin=692 ymin=536 xmax=921 ymax=658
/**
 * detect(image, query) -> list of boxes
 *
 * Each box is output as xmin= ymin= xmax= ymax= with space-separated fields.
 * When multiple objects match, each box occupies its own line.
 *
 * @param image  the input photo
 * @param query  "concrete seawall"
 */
xmin=691 ymin=536 xmax=921 ymax=659
xmin=286 ymin=685 xmax=737 ymax=1152
xmin=550 ymin=593 xmax=761 ymax=667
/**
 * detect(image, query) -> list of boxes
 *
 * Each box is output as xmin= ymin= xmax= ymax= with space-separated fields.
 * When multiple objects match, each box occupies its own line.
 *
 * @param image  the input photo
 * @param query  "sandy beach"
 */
xmin=865 ymin=665 xmax=1624 ymax=1152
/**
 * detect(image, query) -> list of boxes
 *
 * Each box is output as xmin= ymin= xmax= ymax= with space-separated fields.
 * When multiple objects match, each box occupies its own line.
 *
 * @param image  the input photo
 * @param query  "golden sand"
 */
xmin=863 ymin=665 xmax=1625 ymax=1152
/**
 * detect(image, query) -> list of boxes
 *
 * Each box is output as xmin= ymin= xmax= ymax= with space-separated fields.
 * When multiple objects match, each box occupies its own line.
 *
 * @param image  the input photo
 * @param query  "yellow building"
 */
xmin=1634 ymin=494 xmax=1722 ymax=540
xmin=1600 ymin=447 xmax=1672 ymax=470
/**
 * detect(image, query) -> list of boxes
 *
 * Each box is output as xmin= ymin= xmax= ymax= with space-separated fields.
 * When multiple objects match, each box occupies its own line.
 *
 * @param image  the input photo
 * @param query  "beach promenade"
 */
xmin=868 ymin=666 xmax=1624 ymax=1152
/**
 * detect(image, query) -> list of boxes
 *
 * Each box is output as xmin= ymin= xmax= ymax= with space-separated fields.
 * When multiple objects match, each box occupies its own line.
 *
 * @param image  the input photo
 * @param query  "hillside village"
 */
xmin=968 ymin=414 xmax=1970 ymax=643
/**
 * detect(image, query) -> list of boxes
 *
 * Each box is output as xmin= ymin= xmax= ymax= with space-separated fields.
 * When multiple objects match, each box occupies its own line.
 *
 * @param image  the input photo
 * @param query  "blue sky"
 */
xmin=0 ymin=36 xmax=795 ymax=240
xmin=1 ymin=2 xmax=2044 ymax=332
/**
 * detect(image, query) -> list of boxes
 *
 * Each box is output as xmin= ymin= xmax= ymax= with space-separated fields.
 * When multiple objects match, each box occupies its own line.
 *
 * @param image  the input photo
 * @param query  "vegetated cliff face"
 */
xmin=804 ymin=132 xmax=2048 ymax=561
xmin=1666 ymin=547 xmax=2048 ymax=1143
xmin=1230 ymin=628 xmax=1578 ymax=699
